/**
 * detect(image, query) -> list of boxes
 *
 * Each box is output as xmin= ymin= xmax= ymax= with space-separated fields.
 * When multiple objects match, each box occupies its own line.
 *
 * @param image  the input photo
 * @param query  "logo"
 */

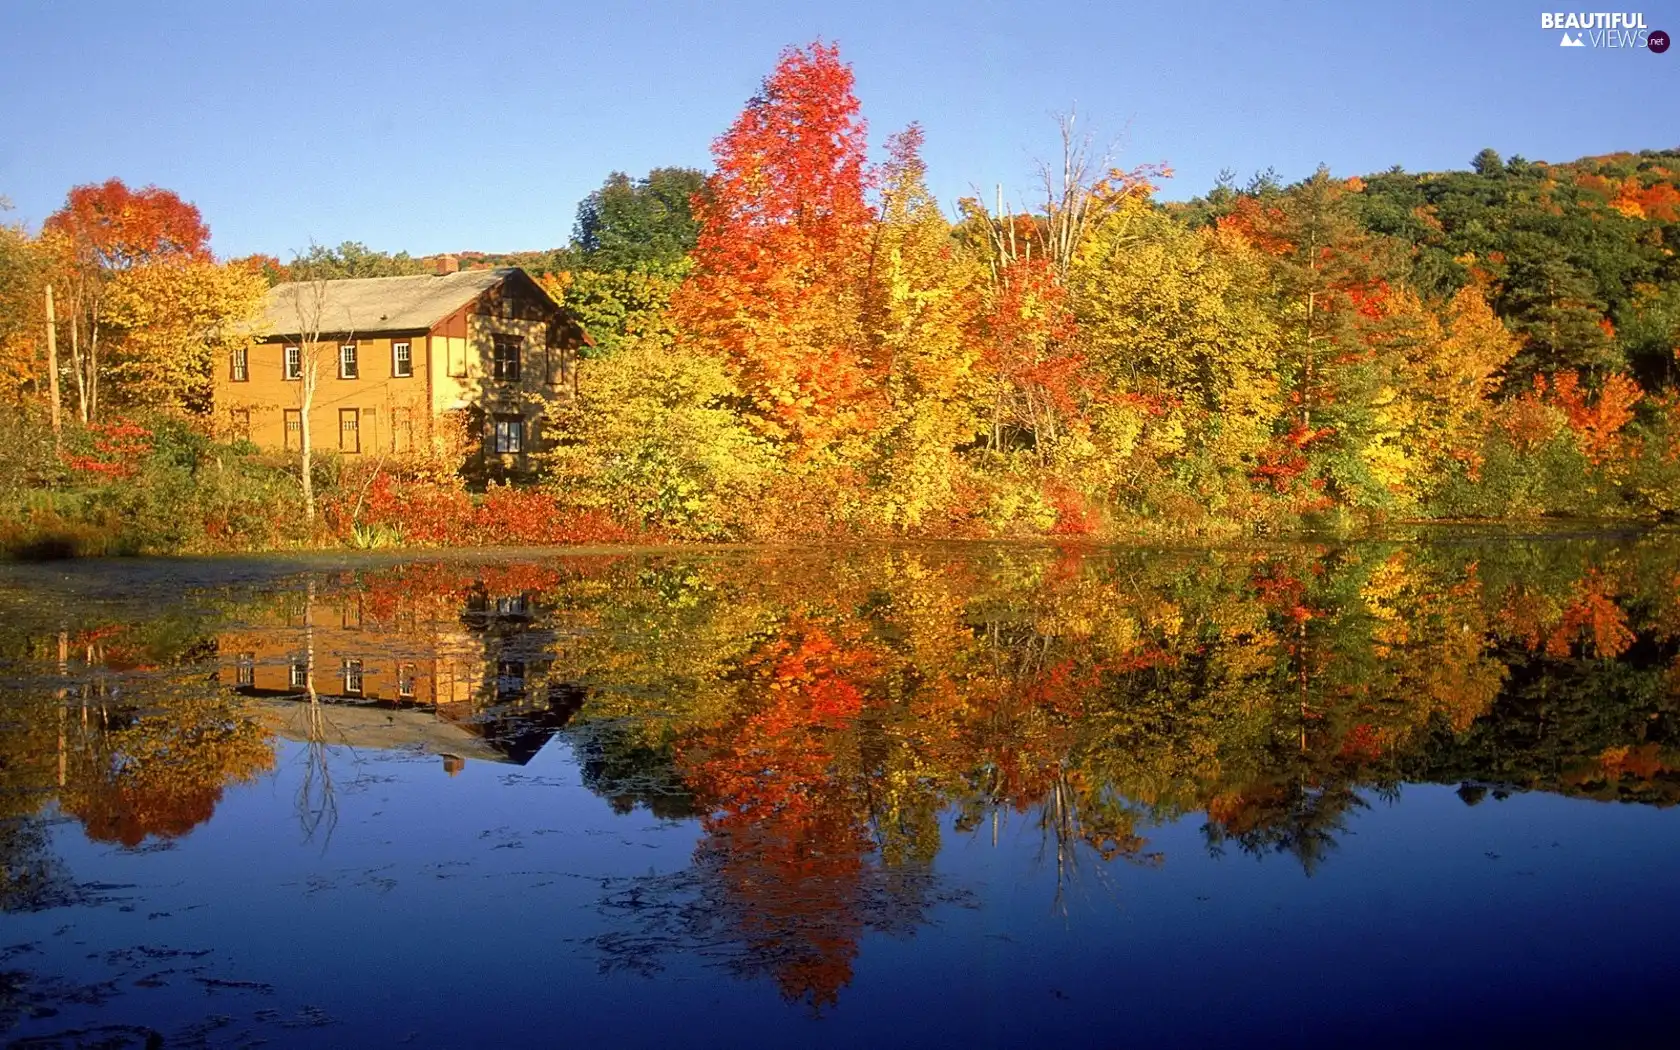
xmin=1541 ymin=11 xmax=1660 ymax=47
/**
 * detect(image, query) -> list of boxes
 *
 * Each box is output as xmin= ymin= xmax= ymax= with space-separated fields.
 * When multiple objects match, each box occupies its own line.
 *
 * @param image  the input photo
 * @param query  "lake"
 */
xmin=3 ymin=534 xmax=1680 ymax=1048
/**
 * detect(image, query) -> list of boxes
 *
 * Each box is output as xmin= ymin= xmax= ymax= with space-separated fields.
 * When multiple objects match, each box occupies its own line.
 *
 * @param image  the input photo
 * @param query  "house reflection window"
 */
xmin=496 ymin=660 xmax=526 ymax=699
xmin=343 ymin=658 xmax=364 ymax=696
xmin=289 ymin=658 xmax=308 ymax=690
xmin=398 ymin=662 xmax=417 ymax=699
xmin=493 ymin=594 xmax=528 ymax=617
xmin=236 ymin=652 xmax=255 ymax=687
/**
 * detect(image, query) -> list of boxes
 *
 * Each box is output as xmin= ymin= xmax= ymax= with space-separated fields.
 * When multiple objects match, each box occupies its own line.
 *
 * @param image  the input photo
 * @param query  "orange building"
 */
xmin=214 ymin=261 xmax=588 ymax=475
xmin=217 ymin=582 xmax=581 ymax=770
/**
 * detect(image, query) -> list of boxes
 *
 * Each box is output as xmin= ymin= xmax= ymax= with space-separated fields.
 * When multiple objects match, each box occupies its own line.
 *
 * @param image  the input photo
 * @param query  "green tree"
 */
xmin=573 ymin=167 xmax=707 ymax=271
xmin=289 ymin=241 xmax=429 ymax=279
xmin=1471 ymin=148 xmax=1504 ymax=177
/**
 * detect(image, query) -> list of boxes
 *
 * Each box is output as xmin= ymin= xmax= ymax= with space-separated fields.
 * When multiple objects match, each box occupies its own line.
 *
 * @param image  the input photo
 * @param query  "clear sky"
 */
xmin=1 ymin=0 xmax=1675 ymax=259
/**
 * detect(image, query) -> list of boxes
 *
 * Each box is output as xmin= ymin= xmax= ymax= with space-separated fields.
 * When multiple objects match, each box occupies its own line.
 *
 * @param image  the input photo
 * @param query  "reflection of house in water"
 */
xmin=217 ymin=582 xmax=582 ymax=773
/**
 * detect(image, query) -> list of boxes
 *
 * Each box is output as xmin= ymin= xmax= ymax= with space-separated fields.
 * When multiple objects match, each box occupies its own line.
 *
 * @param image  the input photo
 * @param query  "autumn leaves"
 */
xmin=551 ymin=41 xmax=1678 ymax=540
xmin=5 ymin=39 xmax=1678 ymax=548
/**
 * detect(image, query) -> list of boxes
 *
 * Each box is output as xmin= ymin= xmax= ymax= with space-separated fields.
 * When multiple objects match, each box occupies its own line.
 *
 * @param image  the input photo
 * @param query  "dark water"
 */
xmin=4 ymin=535 xmax=1680 ymax=1048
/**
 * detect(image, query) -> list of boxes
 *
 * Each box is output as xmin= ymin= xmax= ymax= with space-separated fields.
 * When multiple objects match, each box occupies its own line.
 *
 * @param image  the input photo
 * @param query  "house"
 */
xmin=215 ymin=259 xmax=588 ymax=474
xmin=217 ymin=580 xmax=582 ymax=770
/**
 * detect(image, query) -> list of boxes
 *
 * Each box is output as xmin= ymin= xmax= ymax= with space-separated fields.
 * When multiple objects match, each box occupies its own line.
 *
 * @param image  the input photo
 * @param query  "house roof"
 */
xmin=259 ymin=267 xmax=538 ymax=338
xmin=253 ymin=696 xmax=569 ymax=766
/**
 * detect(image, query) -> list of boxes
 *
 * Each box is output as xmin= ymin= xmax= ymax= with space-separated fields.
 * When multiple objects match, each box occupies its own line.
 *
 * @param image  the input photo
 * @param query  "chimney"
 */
xmin=435 ymin=254 xmax=460 ymax=276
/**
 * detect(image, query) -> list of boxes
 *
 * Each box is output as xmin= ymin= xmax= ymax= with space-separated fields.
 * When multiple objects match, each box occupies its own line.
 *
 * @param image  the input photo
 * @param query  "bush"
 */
xmin=538 ymin=336 xmax=773 ymax=539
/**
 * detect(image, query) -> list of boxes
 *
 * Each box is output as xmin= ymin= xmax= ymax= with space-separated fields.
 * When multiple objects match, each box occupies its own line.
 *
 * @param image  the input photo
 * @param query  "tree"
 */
xmin=1472 ymin=148 xmax=1504 ymax=177
xmin=1220 ymin=168 xmax=1398 ymax=506
xmin=670 ymin=41 xmax=877 ymax=452
xmin=573 ymin=168 xmax=707 ymax=271
xmin=538 ymin=332 xmax=771 ymax=538
xmin=1501 ymin=235 xmax=1620 ymax=381
xmin=1405 ymin=284 xmax=1519 ymax=481
xmin=539 ymin=267 xmax=683 ymax=358
xmin=287 ymin=240 xmax=428 ymax=280
xmin=860 ymin=124 xmax=986 ymax=528
xmin=101 ymin=260 xmax=266 ymax=414
xmin=1071 ymin=196 xmax=1283 ymax=512
xmin=42 ymin=179 xmax=210 ymax=421
xmin=272 ymin=249 xmax=356 ymax=525
xmin=0 ymin=210 xmax=47 ymax=404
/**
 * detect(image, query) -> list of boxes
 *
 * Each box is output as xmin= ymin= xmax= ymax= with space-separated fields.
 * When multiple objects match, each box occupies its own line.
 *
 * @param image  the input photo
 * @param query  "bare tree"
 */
xmin=295 ymin=578 xmax=338 ymax=844
xmin=1035 ymin=108 xmax=1115 ymax=282
xmin=53 ymin=241 xmax=102 ymax=423
xmin=961 ymin=110 xmax=1165 ymax=455
xmin=281 ymin=252 xmax=353 ymax=525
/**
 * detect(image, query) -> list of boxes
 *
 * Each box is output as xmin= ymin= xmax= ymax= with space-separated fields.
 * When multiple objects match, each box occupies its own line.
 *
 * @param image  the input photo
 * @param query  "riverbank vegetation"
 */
xmin=2 ymin=41 xmax=1679 ymax=555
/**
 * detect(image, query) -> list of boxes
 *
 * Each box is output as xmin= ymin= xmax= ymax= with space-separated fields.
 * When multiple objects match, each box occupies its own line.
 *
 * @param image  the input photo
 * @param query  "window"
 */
xmin=284 ymin=345 xmax=302 ymax=380
xmin=229 ymin=408 xmax=251 ymax=442
xmin=231 ymin=346 xmax=249 ymax=382
xmin=491 ymin=415 xmax=522 ymax=454
xmin=496 ymin=660 xmax=526 ymax=699
xmin=235 ymin=652 xmax=255 ymax=688
xmin=492 ymin=333 xmax=522 ymax=381
xmin=342 ymin=658 xmax=364 ymax=696
xmin=493 ymin=594 xmax=529 ymax=617
xmin=398 ymin=663 xmax=417 ymax=699
xmin=289 ymin=658 xmax=308 ymax=690
xmin=339 ymin=343 xmax=359 ymax=380
xmin=392 ymin=341 xmax=413 ymax=378
xmin=341 ymin=596 xmax=363 ymax=629
xmin=339 ymin=409 xmax=360 ymax=453
xmin=283 ymin=409 xmax=302 ymax=451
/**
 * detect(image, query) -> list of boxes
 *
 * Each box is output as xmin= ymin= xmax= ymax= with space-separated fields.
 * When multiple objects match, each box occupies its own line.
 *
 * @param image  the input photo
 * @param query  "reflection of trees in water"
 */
xmin=6 ymin=535 xmax=1680 ymax=1003
xmin=552 ymin=536 xmax=1680 ymax=1001
xmin=54 ymin=679 xmax=274 ymax=850
xmin=0 ymin=601 xmax=277 ymax=859
xmin=1203 ymin=783 xmax=1373 ymax=876
xmin=568 ymin=719 xmax=696 ymax=819
xmin=0 ymin=816 xmax=78 ymax=912
xmin=293 ymin=579 xmax=338 ymax=845
xmin=591 ymin=836 xmax=963 ymax=1014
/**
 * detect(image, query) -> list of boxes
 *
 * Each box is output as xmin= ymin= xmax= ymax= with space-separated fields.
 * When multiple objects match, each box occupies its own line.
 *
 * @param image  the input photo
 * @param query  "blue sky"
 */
xmin=1 ymin=0 xmax=1675 ymax=258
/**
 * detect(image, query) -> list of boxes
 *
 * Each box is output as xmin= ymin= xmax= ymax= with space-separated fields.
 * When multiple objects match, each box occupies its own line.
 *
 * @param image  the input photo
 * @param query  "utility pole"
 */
xmin=45 ymin=283 xmax=62 ymax=447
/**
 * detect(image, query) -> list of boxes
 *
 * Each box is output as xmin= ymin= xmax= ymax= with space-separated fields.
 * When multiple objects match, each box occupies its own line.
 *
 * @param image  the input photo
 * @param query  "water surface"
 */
xmin=4 ymin=535 xmax=1680 ymax=1047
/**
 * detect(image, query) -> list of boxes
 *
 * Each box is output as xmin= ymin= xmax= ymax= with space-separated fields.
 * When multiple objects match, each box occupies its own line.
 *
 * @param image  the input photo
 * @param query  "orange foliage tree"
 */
xmin=42 ymin=179 xmax=212 ymax=421
xmin=671 ymin=42 xmax=877 ymax=454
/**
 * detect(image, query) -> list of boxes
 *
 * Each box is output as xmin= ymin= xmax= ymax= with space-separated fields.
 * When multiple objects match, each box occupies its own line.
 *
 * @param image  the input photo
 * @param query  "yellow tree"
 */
xmin=861 ymin=125 xmax=986 ymax=530
xmin=1071 ymin=199 xmax=1283 ymax=516
xmin=0 ymin=217 xmax=48 ymax=404
xmin=102 ymin=259 xmax=267 ymax=415
xmin=1386 ymin=284 xmax=1518 ymax=487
